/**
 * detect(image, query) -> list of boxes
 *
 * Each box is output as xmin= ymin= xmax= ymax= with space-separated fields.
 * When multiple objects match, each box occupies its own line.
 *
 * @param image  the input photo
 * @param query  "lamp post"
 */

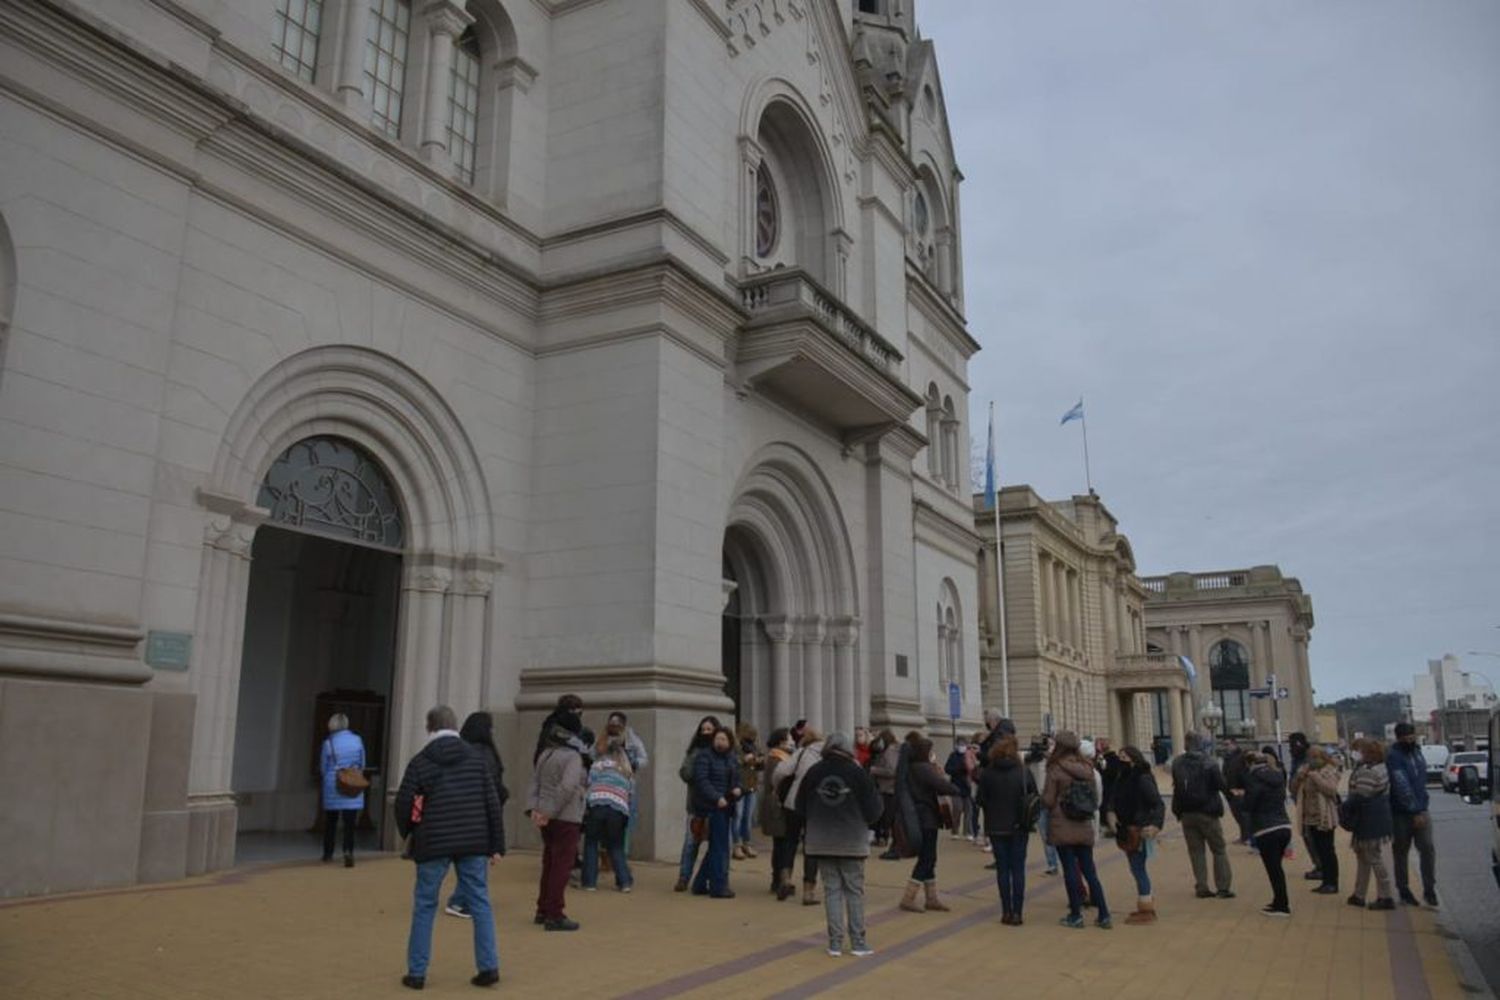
xmin=1202 ymin=699 xmax=1224 ymax=750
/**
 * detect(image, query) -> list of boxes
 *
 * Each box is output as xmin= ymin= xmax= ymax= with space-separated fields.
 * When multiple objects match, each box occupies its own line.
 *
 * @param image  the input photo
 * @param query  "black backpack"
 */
xmin=1061 ymin=777 xmax=1098 ymax=821
xmin=1175 ymin=756 xmax=1211 ymax=813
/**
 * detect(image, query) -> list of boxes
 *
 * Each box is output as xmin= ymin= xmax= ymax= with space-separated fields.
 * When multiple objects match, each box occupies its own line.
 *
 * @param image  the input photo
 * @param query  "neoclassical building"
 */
xmin=1142 ymin=566 xmax=1319 ymax=740
xmin=0 ymin=0 xmax=983 ymax=896
xmin=974 ymin=488 xmax=1185 ymax=749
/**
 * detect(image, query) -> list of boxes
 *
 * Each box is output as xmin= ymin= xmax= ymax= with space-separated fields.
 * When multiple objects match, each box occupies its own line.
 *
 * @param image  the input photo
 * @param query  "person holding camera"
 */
xmin=1026 ymin=735 xmax=1060 ymax=875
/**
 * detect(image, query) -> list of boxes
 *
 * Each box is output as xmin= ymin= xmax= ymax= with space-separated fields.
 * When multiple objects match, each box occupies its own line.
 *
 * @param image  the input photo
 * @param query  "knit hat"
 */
xmin=1079 ymin=739 xmax=1096 ymax=760
xmin=823 ymin=731 xmax=853 ymax=758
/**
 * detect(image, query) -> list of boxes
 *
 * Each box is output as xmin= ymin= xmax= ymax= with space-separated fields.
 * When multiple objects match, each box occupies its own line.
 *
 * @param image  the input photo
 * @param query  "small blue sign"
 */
xmin=145 ymin=630 xmax=192 ymax=671
xmin=947 ymin=681 xmax=962 ymax=720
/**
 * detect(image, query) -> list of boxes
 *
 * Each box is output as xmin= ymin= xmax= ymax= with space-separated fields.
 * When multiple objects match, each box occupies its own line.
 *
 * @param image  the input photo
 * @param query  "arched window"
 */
xmin=755 ymin=161 xmax=779 ymax=259
xmin=272 ymin=0 xmax=323 ymax=82
xmin=446 ymin=26 xmax=482 ymax=182
xmin=257 ymin=436 xmax=404 ymax=549
xmin=1209 ymin=640 xmax=1252 ymax=732
xmin=924 ymin=383 xmax=941 ymax=478
xmin=364 ymin=0 xmax=413 ymax=139
xmin=938 ymin=579 xmax=963 ymax=691
xmin=941 ymin=395 xmax=958 ymax=491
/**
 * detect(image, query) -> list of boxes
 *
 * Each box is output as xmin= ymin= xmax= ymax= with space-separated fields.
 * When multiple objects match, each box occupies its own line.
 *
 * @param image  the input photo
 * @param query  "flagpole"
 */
xmin=1079 ymin=396 xmax=1094 ymax=494
xmin=988 ymin=402 xmax=1011 ymax=717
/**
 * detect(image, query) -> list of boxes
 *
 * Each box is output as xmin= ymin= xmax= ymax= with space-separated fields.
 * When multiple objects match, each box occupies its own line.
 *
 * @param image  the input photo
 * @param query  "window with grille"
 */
xmin=447 ymin=28 xmax=481 ymax=183
xmin=363 ymin=0 xmax=411 ymax=140
xmin=272 ymin=0 xmax=322 ymax=82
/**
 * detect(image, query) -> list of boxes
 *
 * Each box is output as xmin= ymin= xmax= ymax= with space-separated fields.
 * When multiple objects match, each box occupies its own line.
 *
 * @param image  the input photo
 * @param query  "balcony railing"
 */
xmin=739 ymin=269 xmax=903 ymax=377
xmin=1110 ymin=652 xmax=1191 ymax=691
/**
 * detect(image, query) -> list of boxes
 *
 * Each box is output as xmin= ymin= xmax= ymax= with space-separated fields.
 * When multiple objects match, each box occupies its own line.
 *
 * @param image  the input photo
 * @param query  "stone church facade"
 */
xmin=0 ymin=0 xmax=981 ymax=896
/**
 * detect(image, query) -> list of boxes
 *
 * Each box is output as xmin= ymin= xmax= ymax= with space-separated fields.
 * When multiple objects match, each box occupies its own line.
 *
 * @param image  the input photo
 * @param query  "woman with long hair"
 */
xmin=674 ymin=715 xmax=722 ymax=893
xmin=1041 ymin=730 xmax=1111 ymax=929
xmin=1293 ymin=745 xmax=1341 ymax=895
xmin=759 ymin=727 xmax=797 ymax=898
xmin=1242 ymin=750 xmax=1294 ymax=917
xmin=974 ymin=734 xmax=1036 ymax=924
xmin=898 ymin=736 xmax=963 ymax=914
xmin=869 ymin=729 xmax=900 ymax=855
xmin=689 ymin=725 xmax=742 ymax=897
xmin=1111 ymin=745 xmax=1165 ymax=924
xmin=581 ymin=721 xmax=635 ymax=892
xmin=733 ymin=722 xmax=762 ymax=861
xmin=773 ymin=727 xmax=826 ymax=905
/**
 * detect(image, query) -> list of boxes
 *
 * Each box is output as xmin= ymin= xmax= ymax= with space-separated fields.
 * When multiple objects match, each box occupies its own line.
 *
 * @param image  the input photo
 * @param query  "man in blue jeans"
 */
xmin=395 ymin=705 xmax=505 ymax=990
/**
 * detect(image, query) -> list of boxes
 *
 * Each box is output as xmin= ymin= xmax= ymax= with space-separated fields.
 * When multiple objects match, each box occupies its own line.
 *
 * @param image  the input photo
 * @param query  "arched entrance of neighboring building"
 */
xmin=721 ymin=447 xmax=860 ymax=737
xmin=231 ymin=436 xmax=405 ymax=861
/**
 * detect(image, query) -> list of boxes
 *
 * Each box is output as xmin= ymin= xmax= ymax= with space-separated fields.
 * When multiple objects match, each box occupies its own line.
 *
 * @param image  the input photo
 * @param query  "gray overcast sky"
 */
xmin=920 ymin=1 xmax=1500 ymax=702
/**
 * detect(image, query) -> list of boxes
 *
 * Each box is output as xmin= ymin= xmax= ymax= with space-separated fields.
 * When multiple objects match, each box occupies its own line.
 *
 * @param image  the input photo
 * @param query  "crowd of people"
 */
xmin=315 ymin=698 xmax=1441 ymax=989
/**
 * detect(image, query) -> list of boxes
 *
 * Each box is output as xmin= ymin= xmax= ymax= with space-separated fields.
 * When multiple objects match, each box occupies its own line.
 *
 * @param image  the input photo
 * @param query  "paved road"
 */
xmin=1427 ymin=786 xmax=1500 ymax=993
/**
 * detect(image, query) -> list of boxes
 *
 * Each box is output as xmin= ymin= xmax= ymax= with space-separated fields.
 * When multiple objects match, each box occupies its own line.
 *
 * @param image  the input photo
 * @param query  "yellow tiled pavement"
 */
xmin=0 ymin=828 xmax=1473 ymax=999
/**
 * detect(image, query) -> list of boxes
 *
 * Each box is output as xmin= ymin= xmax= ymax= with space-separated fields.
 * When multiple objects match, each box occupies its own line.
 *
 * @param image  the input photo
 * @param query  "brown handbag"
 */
xmin=330 ymin=738 xmax=369 ymax=796
xmin=1117 ymin=825 xmax=1142 ymax=854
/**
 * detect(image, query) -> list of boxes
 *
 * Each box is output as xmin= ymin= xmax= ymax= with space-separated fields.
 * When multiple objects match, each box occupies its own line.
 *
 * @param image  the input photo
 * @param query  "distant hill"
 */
xmin=1318 ymin=692 xmax=1406 ymax=739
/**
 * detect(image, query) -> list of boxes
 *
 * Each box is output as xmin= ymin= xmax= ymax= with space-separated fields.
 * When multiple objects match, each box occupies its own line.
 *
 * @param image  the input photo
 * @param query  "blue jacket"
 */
xmin=690 ymin=746 xmax=741 ymax=816
xmin=1387 ymin=743 xmax=1430 ymax=815
xmin=321 ymin=729 xmax=366 ymax=811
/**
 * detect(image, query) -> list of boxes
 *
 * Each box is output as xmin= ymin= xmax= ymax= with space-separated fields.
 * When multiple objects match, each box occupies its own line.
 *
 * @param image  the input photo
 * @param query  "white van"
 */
xmin=1421 ymin=744 xmax=1450 ymax=785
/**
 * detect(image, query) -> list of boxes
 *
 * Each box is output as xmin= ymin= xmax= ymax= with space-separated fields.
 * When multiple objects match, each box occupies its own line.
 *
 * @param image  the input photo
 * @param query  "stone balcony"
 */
xmin=735 ymin=268 xmax=924 ymax=433
xmin=1109 ymin=651 xmax=1191 ymax=692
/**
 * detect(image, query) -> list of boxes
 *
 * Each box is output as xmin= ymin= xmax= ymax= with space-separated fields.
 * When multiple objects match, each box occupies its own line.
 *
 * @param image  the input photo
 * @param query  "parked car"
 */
xmin=1421 ymin=744 xmax=1450 ymax=785
xmin=1444 ymin=750 xmax=1489 ymax=793
xmin=1454 ymin=710 xmax=1500 ymax=889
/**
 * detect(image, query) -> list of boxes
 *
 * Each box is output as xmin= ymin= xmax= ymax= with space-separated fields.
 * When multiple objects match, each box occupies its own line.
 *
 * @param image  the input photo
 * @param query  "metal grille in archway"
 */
xmin=256 ymin=435 xmax=404 ymax=549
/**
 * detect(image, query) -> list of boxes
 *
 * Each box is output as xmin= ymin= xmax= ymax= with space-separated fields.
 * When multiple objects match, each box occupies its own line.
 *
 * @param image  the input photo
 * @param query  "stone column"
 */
xmin=831 ymin=618 xmax=859 ymax=734
xmin=738 ymin=138 xmax=765 ymax=270
xmin=335 ymin=0 xmax=372 ymax=109
xmin=418 ymin=1 xmax=475 ymax=165
xmin=1167 ymin=687 xmax=1186 ymax=758
xmin=443 ymin=562 xmax=492 ymax=715
xmin=1108 ymin=689 xmax=1125 ymax=744
xmin=1052 ymin=561 xmax=1065 ymax=643
xmin=763 ymin=616 xmax=792 ymax=726
xmin=390 ymin=562 xmax=451 ymax=773
xmin=799 ymin=617 xmax=827 ymax=731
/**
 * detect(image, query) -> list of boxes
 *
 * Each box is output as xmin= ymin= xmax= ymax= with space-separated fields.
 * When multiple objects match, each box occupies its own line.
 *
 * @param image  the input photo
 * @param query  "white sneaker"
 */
xmin=827 ymin=948 xmax=843 ymax=958
xmin=444 ymin=903 xmax=471 ymax=919
xmin=850 ymin=946 xmax=874 ymax=957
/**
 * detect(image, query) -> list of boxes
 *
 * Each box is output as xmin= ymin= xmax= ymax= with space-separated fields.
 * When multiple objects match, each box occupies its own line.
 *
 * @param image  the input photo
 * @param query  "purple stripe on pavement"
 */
xmin=1386 ymin=904 xmax=1434 ymax=1000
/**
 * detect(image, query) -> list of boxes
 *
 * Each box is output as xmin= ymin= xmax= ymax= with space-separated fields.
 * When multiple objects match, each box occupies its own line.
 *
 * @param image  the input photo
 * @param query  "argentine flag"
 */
xmin=1060 ymin=399 xmax=1084 ymax=426
xmin=1178 ymin=655 xmax=1198 ymax=683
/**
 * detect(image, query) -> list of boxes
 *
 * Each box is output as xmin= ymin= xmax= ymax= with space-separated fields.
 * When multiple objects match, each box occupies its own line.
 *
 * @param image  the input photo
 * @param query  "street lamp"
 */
xmin=1201 ymin=699 xmax=1224 ymax=742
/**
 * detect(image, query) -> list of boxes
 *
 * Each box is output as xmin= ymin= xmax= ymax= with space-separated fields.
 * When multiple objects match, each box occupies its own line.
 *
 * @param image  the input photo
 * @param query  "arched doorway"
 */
xmin=722 ymin=448 xmax=859 ymax=737
xmin=232 ymin=436 xmax=405 ymax=861
xmin=186 ymin=346 xmax=496 ymax=874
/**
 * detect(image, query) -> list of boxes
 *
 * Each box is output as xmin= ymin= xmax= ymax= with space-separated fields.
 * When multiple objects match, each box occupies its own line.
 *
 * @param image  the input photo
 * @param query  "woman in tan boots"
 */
xmin=899 ymin=736 xmax=963 ymax=913
xmin=1110 ymin=746 xmax=1165 ymax=924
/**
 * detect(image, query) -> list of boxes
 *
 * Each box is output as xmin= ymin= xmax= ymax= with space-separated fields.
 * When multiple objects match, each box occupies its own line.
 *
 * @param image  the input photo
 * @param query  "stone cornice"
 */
xmin=0 ymin=611 xmax=150 ymax=685
xmin=514 ymin=664 xmax=736 ymax=713
xmin=539 ymin=254 xmax=745 ymax=342
xmin=907 ymin=265 xmax=979 ymax=355
xmin=913 ymin=499 xmax=983 ymax=563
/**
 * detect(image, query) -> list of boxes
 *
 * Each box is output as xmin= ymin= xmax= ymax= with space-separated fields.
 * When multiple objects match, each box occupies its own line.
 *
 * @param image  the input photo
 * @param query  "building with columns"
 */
xmin=0 ymin=0 xmax=984 ymax=897
xmin=1143 ymin=566 xmax=1319 ymax=741
xmin=974 ymin=488 xmax=1185 ymax=749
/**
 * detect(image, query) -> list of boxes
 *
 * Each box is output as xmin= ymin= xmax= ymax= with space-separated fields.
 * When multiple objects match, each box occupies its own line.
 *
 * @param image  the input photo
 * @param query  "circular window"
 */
xmin=755 ymin=162 xmax=779 ymax=258
xmin=913 ymin=191 xmax=929 ymax=237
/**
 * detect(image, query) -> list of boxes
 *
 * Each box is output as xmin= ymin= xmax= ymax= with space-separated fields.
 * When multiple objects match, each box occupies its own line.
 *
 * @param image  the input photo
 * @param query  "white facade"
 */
xmin=0 ymin=0 xmax=982 ymax=896
xmin=1412 ymin=654 xmax=1498 ymax=719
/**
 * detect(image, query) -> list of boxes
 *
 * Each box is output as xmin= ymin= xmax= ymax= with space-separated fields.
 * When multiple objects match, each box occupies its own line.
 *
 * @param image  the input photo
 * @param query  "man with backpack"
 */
xmin=1171 ymin=732 xmax=1234 ymax=899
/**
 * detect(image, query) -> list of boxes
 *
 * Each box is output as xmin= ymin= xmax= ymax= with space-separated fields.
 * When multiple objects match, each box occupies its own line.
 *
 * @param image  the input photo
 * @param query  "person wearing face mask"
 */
xmin=674 ymin=716 xmax=723 ymax=893
xmin=689 ymin=726 xmax=743 ymax=898
xmin=580 ymin=721 xmax=635 ymax=893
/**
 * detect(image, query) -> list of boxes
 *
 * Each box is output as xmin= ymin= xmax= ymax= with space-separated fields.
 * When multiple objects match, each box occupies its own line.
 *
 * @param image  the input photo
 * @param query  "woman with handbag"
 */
xmin=974 ymin=734 xmax=1037 ymax=925
xmin=759 ymin=727 xmax=796 ymax=898
xmin=899 ymin=736 xmax=963 ymax=914
xmin=773 ymin=728 xmax=825 ymax=905
xmin=1110 ymin=746 xmax=1165 ymax=924
xmin=320 ymin=713 xmax=366 ymax=867
xmin=673 ymin=716 xmax=721 ymax=893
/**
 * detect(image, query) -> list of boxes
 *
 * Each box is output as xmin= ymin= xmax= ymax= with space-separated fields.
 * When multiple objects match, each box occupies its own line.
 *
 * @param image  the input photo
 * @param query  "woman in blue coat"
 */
xmin=320 ymin=713 xmax=366 ymax=867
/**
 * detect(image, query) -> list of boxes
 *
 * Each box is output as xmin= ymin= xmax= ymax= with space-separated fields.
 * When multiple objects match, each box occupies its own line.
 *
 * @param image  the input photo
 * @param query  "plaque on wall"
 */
xmin=145 ymin=630 xmax=192 ymax=670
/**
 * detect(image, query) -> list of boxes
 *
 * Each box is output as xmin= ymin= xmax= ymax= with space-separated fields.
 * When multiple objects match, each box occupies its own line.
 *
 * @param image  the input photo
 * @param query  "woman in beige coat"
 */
xmin=1292 ymin=746 xmax=1341 ymax=894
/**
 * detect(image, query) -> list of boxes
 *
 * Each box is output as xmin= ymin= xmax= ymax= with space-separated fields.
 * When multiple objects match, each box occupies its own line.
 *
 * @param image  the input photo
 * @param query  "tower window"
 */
xmin=272 ymin=0 xmax=322 ymax=83
xmin=447 ymin=27 xmax=481 ymax=183
xmin=363 ymin=0 xmax=412 ymax=140
xmin=755 ymin=162 xmax=779 ymax=258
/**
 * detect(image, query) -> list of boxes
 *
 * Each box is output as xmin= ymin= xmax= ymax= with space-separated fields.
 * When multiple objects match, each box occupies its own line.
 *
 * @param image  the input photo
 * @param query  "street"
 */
xmin=1428 ymin=786 xmax=1500 ymax=993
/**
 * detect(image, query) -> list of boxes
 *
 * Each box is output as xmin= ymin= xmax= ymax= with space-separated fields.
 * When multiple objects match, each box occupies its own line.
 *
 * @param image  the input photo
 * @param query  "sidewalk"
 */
xmin=0 ymin=825 xmax=1474 ymax=999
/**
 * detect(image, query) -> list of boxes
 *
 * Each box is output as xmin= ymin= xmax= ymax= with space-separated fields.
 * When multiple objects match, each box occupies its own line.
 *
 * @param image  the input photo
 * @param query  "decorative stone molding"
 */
xmin=0 ymin=612 xmax=150 ymax=685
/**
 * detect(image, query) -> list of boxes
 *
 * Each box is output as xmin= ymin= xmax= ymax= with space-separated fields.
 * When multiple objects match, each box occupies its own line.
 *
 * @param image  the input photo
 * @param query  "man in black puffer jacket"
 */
xmin=395 ymin=705 xmax=504 ymax=991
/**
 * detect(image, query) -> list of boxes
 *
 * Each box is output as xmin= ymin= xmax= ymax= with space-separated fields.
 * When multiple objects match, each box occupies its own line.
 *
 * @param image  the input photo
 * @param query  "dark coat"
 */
xmin=796 ymin=753 xmax=883 ymax=857
xmin=394 ymin=736 xmax=504 ymax=862
xmin=690 ymin=746 xmax=741 ymax=816
xmin=1387 ymin=743 xmax=1430 ymax=816
xmin=1223 ymin=749 xmax=1249 ymax=791
xmin=891 ymin=744 xmax=922 ymax=856
xmin=1348 ymin=762 xmax=1394 ymax=843
xmin=1112 ymin=765 xmax=1166 ymax=831
xmin=1100 ymin=751 xmax=1130 ymax=815
xmin=1042 ymin=757 xmax=1100 ymax=847
xmin=974 ymin=756 xmax=1036 ymax=836
xmin=1241 ymin=763 xmax=1291 ymax=838
xmin=907 ymin=760 xmax=961 ymax=832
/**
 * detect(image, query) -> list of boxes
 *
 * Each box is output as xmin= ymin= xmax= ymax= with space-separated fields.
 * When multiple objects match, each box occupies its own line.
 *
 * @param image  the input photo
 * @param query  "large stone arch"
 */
xmin=723 ymin=443 xmax=860 ymax=734
xmin=185 ymin=345 xmax=497 ymax=873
